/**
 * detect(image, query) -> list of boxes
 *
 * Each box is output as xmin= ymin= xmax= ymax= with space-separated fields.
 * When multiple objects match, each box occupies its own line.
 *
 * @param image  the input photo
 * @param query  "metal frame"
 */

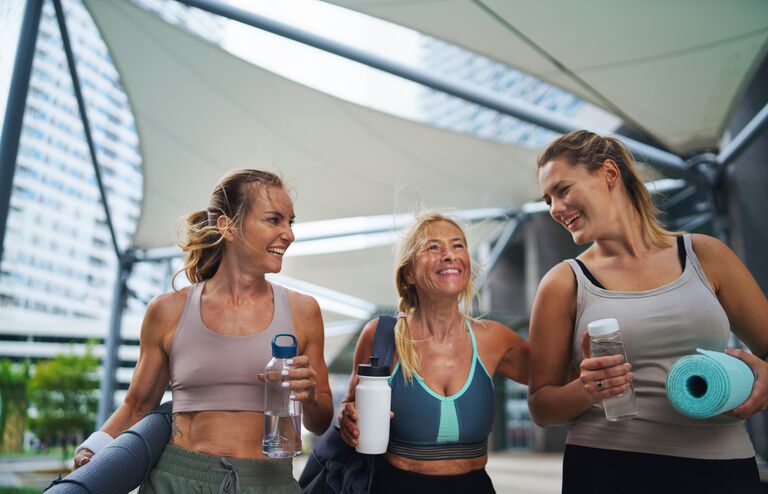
xmin=52 ymin=0 xmax=120 ymax=259
xmin=717 ymin=101 xmax=768 ymax=167
xmin=0 ymin=0 xmax=43 ymax=267
xmin=51 ymin=0 xmax=126 ymax=425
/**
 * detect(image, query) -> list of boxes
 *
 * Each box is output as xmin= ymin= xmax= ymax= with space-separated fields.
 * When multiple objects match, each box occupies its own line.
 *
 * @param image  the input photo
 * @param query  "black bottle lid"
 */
xmin=357 ymin=356 xmax=390 ymax=377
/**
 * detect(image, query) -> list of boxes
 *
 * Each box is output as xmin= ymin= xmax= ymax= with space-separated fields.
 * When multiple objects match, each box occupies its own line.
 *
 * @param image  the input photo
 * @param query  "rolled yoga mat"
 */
xmin=44 ymin=401 xmax=173 ymax=493
xmin=666 ymin=349 xmax=754 ymax=419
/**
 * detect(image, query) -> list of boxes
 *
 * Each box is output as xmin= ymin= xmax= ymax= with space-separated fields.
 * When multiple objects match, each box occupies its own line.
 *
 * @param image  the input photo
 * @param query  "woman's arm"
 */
xmin=527 ymin=262 xmax=631 ymax=426
xmin=482 ymin=320 xmax=529 ymax=384
xmin=74 ymin=292 xmax=179 ymax=468
xmin=289 ymin=291 xmax=333 ymax=435
xmin=338 ymin=318 xmax=377 ymax=447
xmin=693 ymin=234 xmax=768 ymax=418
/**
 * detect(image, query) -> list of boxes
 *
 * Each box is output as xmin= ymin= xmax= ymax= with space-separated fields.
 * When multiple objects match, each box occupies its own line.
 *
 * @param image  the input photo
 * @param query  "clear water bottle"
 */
xmin=355 ymin=356 xmax=391 ymax=454
xmin=587 ymin=318 xmax=637 ymax=422
xmin=263 ymin=333 xmax=302 ymax=458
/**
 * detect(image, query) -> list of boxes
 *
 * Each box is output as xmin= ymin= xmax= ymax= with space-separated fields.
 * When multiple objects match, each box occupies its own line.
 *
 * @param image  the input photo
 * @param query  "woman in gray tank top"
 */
xmin=72 ymin=169 xmax=333 ymax=493
xmin=528 ymin=130 xmax=768 ymax=494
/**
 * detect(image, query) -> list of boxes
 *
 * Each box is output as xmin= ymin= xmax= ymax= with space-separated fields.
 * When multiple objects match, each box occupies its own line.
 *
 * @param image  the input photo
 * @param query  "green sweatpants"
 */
xmin=139 ymin=445 xmax=301 ymax=494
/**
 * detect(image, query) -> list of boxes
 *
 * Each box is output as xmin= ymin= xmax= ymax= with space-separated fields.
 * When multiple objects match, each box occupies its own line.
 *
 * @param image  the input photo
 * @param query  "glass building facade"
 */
xmin=0 ymin=0 xmax=156 ymax=371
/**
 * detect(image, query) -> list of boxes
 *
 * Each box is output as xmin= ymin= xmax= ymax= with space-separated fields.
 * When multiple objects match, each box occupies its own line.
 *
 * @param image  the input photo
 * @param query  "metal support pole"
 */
xmin=0 ymin=0 xmax=43 ymax=265
xmin=97 ymin=254 xmax=133 ymax=426
xmin=475 ymin=217 xmax=520 ymax=290
xmin=174 ymin=0 xmax=690 ymax=180
xmin=52 ymin=0 xmax=121 ymax=258
xmin=717 ymin=100 xmax=768 ymax=168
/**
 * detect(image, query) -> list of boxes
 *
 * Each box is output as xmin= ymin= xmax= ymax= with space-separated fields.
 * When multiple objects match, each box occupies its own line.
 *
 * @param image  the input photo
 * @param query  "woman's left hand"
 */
xmin=724 ymin=348 xmax=768 ymax=419
xmin=282 ymin=355 xmax=318 ymax=403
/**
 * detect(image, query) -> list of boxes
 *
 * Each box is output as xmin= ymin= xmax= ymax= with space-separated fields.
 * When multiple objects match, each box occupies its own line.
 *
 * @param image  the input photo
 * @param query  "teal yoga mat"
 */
xmin=666 ymin=349 xmax=754 ymax=419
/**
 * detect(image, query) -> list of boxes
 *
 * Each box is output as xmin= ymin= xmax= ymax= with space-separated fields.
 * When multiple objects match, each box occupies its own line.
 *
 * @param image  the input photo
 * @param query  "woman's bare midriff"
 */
xmin=385 ymin=452 xmax=487 ymax=476
xmin=170 ymin=411 xmax=269 ymax=459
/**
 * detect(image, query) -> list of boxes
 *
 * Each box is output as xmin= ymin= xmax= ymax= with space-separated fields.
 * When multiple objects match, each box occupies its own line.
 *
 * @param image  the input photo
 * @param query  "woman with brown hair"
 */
xmin=338 ymin=212 xmax=529 ymax=493
xmin=73 ymin=169 xmax=333 ymax=493
xmin=528 ymin=130 xmax=768 ymax=493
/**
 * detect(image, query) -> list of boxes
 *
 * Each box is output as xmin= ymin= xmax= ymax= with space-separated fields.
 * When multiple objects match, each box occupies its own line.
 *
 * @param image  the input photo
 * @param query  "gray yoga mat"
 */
xmin=44 ymin=401 xmax=173 ymax=494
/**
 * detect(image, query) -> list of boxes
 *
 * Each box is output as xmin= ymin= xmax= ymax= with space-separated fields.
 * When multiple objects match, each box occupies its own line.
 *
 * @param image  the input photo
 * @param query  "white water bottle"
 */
xmin=263 ymin=333 xmax=302 ymax=457
xmin=588 ymin=318 xmax=638 ymax=422
xmin=355 ymin=356 xmax=391 ymax=454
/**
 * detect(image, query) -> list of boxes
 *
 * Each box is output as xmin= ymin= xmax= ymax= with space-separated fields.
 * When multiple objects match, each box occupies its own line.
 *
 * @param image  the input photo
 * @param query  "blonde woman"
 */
xmin=528 ymin=130 xmax=768 ymax=494
xmin=74 ymin=170 xmax=333 ymax=493
xmin=339 ymin=212 xmax=528 ymax=494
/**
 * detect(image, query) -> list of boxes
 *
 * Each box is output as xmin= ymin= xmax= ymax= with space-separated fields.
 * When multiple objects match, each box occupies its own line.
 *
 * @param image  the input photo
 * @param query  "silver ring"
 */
xmin=597 ymin=380 xmax=604 ymax=390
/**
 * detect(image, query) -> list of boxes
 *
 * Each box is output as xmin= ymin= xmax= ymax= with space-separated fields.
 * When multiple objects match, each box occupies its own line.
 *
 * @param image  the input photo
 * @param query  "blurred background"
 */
xmin=0 ymin=0 xmax=767 ymax=492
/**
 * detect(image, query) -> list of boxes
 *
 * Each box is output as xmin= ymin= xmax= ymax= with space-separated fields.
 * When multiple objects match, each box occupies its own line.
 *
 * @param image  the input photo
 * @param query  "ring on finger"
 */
xmin=597 ymin=380 xmax=604 ymax=390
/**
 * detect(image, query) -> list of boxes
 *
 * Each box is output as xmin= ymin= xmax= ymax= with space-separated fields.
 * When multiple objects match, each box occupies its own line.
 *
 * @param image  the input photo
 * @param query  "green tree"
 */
xmin=0 ymin=360 xmax=30 ymax=453
xmin=28 ymin=345 xmax=99 ymax=455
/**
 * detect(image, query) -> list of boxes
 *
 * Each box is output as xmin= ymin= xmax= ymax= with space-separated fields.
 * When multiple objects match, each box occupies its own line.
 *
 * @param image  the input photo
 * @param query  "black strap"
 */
xmin=372 ymin=315 xmax=397 ymax=372
xmin=575 ymin=237 xmax=687 ymax=290
xmin=574 ymin=259 xmax=606 ymax=289
xmin=677 ymin=235 xmax=686 ymax=271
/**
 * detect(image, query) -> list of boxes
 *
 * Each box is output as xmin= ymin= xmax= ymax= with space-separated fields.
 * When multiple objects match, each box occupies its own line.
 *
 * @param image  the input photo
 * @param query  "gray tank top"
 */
xmin=565 ymin=234 xmax=754 ymax=459
xmin=169 ymin=281 xmax=295 ymax=413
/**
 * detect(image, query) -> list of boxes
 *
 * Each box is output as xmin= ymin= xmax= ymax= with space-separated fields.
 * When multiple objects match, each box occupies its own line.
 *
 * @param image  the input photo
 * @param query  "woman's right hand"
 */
xmin=338 ymin=402 xmax=359 ymax=447
xmin=73 ymin=448 xmax=94 ymax=470
xmin=579 ymin=332 xmax=634 ymax=404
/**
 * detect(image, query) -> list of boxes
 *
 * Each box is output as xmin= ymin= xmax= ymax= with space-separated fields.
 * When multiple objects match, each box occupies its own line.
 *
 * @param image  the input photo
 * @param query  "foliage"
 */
xmin=0 ymin=360 xmax=30 ymax=453
xmin=27 ymin=345 xmax=99 ymax=452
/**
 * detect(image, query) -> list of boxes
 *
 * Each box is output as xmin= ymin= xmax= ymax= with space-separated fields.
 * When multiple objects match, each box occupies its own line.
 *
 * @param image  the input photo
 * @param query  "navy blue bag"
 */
xmin=298 ymin=315 xmax=396 ymax=494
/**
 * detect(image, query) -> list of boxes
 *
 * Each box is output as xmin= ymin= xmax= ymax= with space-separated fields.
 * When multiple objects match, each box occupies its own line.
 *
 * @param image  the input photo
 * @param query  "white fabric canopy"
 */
xmin=83 ymin=0 xmax=539 ymax=252
xmin=327 ymin=0 xmax=768 ymax=154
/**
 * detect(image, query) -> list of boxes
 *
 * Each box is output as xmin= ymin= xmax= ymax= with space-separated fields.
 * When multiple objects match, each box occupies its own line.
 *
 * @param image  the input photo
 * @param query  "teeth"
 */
xmin=438 ymin=268 xmax=460 ymax=274
xmin=268 ymin=248 xmax=285 ymax=256
xmin=563 ymin=213 xmax=581 ymax=226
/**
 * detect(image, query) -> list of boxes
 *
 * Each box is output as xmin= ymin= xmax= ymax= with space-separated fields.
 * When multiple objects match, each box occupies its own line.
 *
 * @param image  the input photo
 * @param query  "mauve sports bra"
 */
xmin=169 ymin=281 xmax=295 ymax=413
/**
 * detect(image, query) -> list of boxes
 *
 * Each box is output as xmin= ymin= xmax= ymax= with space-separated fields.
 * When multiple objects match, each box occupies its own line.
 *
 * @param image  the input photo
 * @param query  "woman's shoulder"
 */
xmin=148 ymin=288 xmax=188 ymax=318
xmin=471 ymin=319 xmax=525 ymax=343
xmin=689 ymin=233 xmax=731 ymax=258
xmin=283 ymin=287 xmax=321 ymax=319
xmin=538 ymin=261 xmax=578 ymax=296
xmin=141 ymin=287 xmax=190 ymax=336
xmin=359 ymin=317 xmax=380 ymax=343
xmin=471 ymin=318 xmax=508 ymax=333
xmin=689 ymin=233 xmax=742 ymax=291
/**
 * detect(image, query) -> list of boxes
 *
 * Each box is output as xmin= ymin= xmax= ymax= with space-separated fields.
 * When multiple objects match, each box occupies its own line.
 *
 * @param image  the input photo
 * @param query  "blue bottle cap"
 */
xmin=271 ymin=333 xmax=298 ymax=358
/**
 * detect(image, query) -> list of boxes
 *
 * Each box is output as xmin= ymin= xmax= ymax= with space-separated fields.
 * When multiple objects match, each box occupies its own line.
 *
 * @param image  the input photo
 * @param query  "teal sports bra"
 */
xmin=387 ymin=320 xmax=495 ymax=460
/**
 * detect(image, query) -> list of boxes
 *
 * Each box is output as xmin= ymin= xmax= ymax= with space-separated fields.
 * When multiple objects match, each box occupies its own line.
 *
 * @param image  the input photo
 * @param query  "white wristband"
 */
xmin=75 ymin=431 xmax=114 ymax=456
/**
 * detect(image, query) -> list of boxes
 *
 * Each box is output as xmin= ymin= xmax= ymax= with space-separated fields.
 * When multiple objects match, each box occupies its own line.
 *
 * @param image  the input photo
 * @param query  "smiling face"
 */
xmin=224 ymin=185 xmax=295 ymax=274
xmin=404 ymin=220 xmax=471 ymax=299
xmin=538 ymin=157 xmax=614 ymax=245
